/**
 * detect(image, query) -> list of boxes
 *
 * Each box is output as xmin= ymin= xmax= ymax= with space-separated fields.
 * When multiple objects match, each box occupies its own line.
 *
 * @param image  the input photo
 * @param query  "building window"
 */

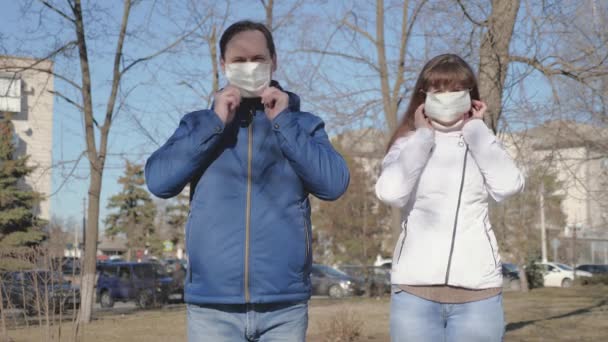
xmin=0 ymin=72 xmax=21 ymax=113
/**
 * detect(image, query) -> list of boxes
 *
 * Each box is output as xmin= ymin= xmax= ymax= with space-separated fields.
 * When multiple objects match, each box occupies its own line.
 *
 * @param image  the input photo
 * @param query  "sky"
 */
xmin=0 ymin=1 xmax=354 ymax=231
xmin=0 ymin=0 xmax=563 ymax=232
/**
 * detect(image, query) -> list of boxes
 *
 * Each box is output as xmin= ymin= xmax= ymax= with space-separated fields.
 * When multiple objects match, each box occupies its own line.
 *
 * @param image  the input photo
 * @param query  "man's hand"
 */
xmin=214 ymin=86 xmax=241 ymax=124
xmin=261 ymin=87 xmax=289 ymax=120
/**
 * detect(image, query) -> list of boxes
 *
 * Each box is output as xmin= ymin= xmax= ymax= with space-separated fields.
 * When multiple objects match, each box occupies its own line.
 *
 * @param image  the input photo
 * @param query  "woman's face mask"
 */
xmin=224 ymin=62 xmax=271 ymax=98
xmin=424 ymin=90 xmax=471 ymax=126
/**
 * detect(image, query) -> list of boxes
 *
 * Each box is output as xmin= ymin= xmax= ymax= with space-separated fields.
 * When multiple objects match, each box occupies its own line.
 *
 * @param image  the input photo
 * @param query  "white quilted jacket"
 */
xmin=375 ymin=120 xmax=524 ymax=289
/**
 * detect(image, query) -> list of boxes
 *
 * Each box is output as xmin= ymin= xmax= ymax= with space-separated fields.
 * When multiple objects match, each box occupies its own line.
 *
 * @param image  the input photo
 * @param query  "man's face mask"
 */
xmin=225 ymin=62 xmax=271 ymax=98
xmin=424 ymin=90 xmax=471 ymax=126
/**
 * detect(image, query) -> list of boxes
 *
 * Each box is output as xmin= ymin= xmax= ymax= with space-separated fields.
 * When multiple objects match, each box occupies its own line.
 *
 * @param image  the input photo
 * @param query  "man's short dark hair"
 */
xmin=219 ymin=20 xmax=276 ymax=60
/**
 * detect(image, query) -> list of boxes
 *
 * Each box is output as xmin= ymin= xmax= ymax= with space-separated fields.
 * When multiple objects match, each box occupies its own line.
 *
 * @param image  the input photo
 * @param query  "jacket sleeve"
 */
xmin=375 ymin=128 xmax=435 ymax=207
xmin=462 ymin=119 xmax=525 ymax=202
xmin=145 ymin=110 xmax=225 ymax=199
xmin=271 ymin=110 xmax=350 ymax=201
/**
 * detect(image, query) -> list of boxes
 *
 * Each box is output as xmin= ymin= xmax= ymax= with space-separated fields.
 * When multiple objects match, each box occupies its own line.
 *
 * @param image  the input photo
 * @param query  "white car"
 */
xmin=536 ymin=262 xmax=593 ymax=287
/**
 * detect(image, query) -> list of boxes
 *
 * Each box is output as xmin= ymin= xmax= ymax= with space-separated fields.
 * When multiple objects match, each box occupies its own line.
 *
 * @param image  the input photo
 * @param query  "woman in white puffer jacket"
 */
xmin=375 ymin=54 xmax=524 ymax=342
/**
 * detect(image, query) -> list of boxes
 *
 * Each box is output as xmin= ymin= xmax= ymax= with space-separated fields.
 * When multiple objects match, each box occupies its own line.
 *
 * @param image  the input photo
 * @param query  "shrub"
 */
xmin=525 ymin=259 xmax=545 ymax=289
xmin=319 ymin=310 xmax=363 ymax=342
xmin=574 ymin=274 xmax=608 ymax=286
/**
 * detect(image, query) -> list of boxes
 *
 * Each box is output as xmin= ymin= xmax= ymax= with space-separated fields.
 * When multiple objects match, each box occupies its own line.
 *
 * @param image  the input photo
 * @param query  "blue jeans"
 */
xmin=187 ymin=301 xmax=308 ymax=342
xmin=390 ymin=290 xmax=504 ymax=342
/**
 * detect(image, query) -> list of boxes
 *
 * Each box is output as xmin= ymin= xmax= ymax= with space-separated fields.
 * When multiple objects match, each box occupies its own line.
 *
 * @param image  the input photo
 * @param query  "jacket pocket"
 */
xmin=300 ymin=201 xmax=312 ymax=266
xmin=483 ymin=222 xmax=498 ymax=268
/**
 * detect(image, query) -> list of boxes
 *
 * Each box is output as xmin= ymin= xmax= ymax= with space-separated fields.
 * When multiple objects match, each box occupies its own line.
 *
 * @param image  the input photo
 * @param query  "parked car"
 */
xmin=575 ymin=264 xmax=608 ymax=275
xmin=96 ymin=262 xmax=173 ymax=309
xmin=54 ymin=257 xmax=82 ymax=287
xmin=0 ymin=270 xmax=80 ymax=316
xmin=536 ymin=262 xmax=593 ymax=287
xmin=311 ymin=264 xmax=364 ymax=298
xmin=502 ymin=263 xmax=521 ymax=290
xmin=338 ymin=265 xmax=391 ymax=296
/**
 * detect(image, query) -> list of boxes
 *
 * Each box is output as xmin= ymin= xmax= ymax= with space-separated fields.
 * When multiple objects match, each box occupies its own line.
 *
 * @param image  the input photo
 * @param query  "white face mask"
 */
xmin=224 ymin=62 xmax=271 ymax=98
xmin=424 ymin=90 xmax=471 ymax=124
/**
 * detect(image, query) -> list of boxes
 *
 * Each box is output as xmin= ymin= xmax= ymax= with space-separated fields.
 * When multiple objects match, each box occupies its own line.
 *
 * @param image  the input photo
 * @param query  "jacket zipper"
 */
xmin=395 ymin=222 xmax=407 ymax=265
xmin=484 ymin=222 xmax=498 ymax=268
xmin=244 ymin=110 xmax=254 ymax=302
xmin=444 ymin=136 xmax=469 ymax=285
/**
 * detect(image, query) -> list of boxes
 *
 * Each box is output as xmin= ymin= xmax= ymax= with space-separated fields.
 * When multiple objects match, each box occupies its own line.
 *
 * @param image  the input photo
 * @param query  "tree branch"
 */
xmin=376 ymin=0 xmax=395 ymax=131
xmin=131 ymin=113 xmax=160 ymax=148
xmin=120 ymin=15 xmax=209 ymax=77
xmin=32 ymin=67 xmax=82 ymax=90
xmin=38 ymin=0 xmax=75 ymax=23
xmin=341 ymin=17 xmax=376 ymax=44
xmin=292 ymin=48 xmax=380 ymax=72
xmin=1 ymin=41 xmax=78 ymax=77
xmin=391 ymin=1 xmax=410 ymax=110
xmin=507 ymin=55 xmax=608 ymax=83
xmin=48 ymin=90 xmax=83 ymax=111
xmin=47 ymin=152 xmax=87 ymax=197
xmin=72 ymin=0 xmax=98 ymax=160
xmin=100 ymin=0 xmax=132 ymax=165
xmin=272 ymin=1 xmax=303 ymax=31
xmin=455 ymin=0 xmax=486 ymax=26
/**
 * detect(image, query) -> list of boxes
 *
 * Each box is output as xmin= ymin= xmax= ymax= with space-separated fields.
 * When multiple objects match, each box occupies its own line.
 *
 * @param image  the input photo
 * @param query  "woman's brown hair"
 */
xmin=385 ymin=54 xmax=480 ymax=152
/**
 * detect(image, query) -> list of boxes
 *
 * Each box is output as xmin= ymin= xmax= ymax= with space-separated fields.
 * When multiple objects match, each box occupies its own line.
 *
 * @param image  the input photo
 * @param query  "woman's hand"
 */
xmin=414 ymin=103 xmax=433 ymax=130
xmin=470 ymin=100 xmax=486 ymax=120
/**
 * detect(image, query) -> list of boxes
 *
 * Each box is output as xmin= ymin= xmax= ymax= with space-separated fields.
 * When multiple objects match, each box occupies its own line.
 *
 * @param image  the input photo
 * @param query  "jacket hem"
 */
xmin=185 ymin=291 xmax=311 ymax=305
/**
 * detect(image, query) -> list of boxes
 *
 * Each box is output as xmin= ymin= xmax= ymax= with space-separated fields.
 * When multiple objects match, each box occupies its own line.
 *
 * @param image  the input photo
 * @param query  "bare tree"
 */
xmin=455 ymin=0 xmax=608 ymax=131
xmin=290 ymin=0 xmax=429 ymax=240
xmin=4 ymin=0 xmax=207 ymax=324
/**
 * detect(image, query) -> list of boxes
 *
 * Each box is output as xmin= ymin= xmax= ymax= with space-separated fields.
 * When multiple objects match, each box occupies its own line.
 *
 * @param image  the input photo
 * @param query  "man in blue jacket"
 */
xmin=145 ymin=20 xmax=349 ymax=341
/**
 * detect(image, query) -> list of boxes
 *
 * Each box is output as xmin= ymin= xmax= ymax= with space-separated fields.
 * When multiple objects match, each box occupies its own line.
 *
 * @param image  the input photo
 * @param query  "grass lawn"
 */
xmin=4 ymin=286 xmax=607 ymax=341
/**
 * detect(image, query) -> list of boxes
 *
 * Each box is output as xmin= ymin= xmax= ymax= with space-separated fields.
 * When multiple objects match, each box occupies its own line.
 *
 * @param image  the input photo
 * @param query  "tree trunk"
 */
xmin=73 ymin=0 xmax=131 ymax=324
xmin=264 ymin=0 xmax=274 ymax=30
xmin=72 ymin=0 xmax=99 ymax=325
xmin=477 ymin=0 xmax=520 ymax=132
xmin=208 ymin=26 xmax=219 ymax=95
xmin=518 ymin=264 xmax=529 ymax=292
xmin=79 ymin=164 xmax=103 ymax=323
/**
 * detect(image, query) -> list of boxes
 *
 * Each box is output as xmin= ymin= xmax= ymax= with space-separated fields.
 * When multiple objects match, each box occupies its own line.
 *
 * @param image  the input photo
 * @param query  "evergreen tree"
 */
xmin=165 ymin=192 xmax=188 ymax=248
xmin=312 ymin=146 xmax=391 ymax=265
xmin=0 ymin=116 xmax=46 ymax=253
xmin=105 ymin=161 xmax=157 ymax=260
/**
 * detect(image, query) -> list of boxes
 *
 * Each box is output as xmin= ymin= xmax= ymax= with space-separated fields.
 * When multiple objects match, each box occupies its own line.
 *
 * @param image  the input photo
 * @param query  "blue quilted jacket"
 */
xmin=145 ymin=86 xmax=349 ymax=304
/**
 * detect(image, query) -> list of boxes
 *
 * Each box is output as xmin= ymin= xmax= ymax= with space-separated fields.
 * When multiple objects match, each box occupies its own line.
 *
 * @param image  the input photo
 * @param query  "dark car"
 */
xmin=96 ymin=262 xmax=173 ymax=309
xmin=53 ymin=256 xmax=82 ymax=286
xmin=502 ymin=263 xmax=521 ymax=290
xmin=311 ymin=264 xmax=364 ymax=298
xmin=0 ymin=270 xmax=80 ymax=316
xmin=576 ymin=264 xmax=608 ymax=275
xmin=338 ymin=265 xmax=391 ymax=296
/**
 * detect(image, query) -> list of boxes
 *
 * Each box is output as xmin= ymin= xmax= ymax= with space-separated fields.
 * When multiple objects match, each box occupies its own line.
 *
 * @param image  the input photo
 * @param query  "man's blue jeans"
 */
xmin=187 ymin=301 xmax=308 ymax=342
xmin=391 ymin=290 xmax=504 ymax=342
